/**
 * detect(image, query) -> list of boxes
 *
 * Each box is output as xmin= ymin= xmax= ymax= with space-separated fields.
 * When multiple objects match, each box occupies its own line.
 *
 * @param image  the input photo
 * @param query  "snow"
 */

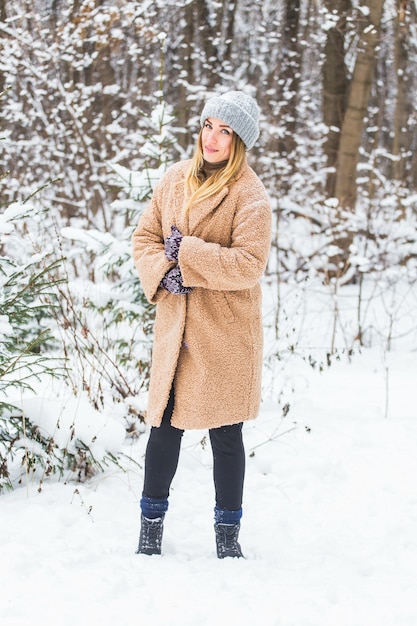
xmin=18 ymin=393 xmax=126 ymax=460
xmin=0 ymin=202 xmax=29 ymax=234
xmin=0 ymin=315 xmax=13 ymax=335
xmin=1 ymin=337 xmax=417 ymax=625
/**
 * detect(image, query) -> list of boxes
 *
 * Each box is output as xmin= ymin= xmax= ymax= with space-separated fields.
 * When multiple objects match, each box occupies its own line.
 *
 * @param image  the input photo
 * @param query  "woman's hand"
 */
xmin=164 ymin=225 xmax=183 ymax=262
xmin=160 ymin=266 xmax=193 ymax=295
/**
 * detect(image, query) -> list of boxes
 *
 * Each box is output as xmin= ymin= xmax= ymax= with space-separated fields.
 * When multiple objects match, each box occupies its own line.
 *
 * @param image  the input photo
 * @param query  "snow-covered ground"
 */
xmin=1 ymin=339 xmax=416 ymax=626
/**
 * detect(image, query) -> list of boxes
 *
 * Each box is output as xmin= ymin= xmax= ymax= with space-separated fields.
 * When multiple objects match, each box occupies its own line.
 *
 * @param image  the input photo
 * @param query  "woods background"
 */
xmin=1 ymin=1 xmax=416 ymax=267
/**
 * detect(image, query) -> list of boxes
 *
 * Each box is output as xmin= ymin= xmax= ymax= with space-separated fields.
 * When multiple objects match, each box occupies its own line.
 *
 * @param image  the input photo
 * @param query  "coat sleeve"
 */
xmin=179 ymin=185 xmax=272 ymax=291
xmin=131 ymin=181 xmax=175 ymax=304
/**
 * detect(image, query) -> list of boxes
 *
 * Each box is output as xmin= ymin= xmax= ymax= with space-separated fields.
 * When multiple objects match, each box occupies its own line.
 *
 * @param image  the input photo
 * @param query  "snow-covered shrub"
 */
xmin=2 ymin=394 xmax=126 ymax=493
xmin=0 ymin=202 xmax=137 ymax=492
xmin=0 ymin=205 xmax=64 ymax=490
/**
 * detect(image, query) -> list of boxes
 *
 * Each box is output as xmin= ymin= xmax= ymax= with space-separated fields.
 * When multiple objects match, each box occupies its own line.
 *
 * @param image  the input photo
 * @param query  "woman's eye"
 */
xmin=221 ymin=129 xmax=231 ymax=135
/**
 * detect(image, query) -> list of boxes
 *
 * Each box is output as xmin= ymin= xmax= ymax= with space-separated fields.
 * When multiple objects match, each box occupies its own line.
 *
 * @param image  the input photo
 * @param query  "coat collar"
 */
xmin=172 ymin=156 xmax=248 ymax=234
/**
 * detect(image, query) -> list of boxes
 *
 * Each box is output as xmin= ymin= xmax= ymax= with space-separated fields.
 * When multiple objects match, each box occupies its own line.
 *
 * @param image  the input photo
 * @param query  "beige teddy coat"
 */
xmin=132 ymin=157 xmax=272 ymax=430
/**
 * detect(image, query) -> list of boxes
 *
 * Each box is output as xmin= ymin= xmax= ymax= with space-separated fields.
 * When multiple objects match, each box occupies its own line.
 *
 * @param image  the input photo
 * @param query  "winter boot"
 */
xmin=136 ymin=514 xmax=164 ymax=555
xmin=214 ymin=522 xmax=244 ymax=559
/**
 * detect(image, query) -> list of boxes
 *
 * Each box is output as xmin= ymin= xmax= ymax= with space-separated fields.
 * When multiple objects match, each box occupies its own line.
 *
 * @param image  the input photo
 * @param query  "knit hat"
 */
xmin=200 ymin=91 xmax=260 ymax=150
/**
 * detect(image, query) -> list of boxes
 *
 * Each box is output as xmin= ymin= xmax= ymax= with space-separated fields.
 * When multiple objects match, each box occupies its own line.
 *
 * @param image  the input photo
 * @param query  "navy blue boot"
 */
xmin=214 ymin=522 xmax=244 ymax=558
xmin=136 ymin=514 xmax=164 ymax=555
xmin=136 ymin=496 xmax=168 ymax=556
xmin=214 ymin=506 xmax=244 ymax=558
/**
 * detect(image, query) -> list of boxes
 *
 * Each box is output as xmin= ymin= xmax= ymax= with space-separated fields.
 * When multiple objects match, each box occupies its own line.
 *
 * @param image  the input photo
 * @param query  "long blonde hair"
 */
xmin=183 ymin=130 xmax=246 ymax=215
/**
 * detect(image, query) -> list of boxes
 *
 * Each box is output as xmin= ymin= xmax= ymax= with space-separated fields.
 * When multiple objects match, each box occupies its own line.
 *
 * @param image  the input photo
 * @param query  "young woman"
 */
xmin=132 ymin=91 xmax=272 ymax=558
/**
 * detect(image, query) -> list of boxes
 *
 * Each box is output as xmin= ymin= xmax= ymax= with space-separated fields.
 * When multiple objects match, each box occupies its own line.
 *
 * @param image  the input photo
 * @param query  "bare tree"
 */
xmin=0 ymin=0 xmax=7 ymax=94
xmin=277 ymin=0 xmax=301 ymax=161
xmin=334 ymin=0 xmax=385 ymax=209
xmin=392 ymin=0 xmax=411 ymax=184
xmin=322 ymin=0 xmax=352 ymax=196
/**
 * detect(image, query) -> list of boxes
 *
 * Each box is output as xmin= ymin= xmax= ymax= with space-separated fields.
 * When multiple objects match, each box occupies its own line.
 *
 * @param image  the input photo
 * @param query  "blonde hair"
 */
xmin=183 ymin=131 xmax=246 ymax=215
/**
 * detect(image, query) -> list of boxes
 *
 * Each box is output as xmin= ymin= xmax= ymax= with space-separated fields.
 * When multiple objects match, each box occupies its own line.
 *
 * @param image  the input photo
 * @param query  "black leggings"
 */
xmin=142 ymin=388 xmax=245 ymax=511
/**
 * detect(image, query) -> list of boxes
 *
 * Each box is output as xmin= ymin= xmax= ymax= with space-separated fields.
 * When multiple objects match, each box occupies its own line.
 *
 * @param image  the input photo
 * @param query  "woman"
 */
xmin=132 ymin=91 xmax=272 ymax=558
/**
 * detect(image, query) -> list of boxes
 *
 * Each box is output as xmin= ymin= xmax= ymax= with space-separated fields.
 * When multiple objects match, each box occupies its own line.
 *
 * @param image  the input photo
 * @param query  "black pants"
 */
xmin=142 ymin=387 xmax=245 ymax=511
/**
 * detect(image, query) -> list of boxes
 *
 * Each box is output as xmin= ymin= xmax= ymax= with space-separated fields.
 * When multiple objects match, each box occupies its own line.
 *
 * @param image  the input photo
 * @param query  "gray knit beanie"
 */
xmin=200 ymin=91 xmax=260 ymax=150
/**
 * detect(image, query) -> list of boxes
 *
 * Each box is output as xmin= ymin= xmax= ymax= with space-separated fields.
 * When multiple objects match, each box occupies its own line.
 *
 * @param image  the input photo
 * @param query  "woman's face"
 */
xmin=201 ymin=117 xmax=233 ymax=163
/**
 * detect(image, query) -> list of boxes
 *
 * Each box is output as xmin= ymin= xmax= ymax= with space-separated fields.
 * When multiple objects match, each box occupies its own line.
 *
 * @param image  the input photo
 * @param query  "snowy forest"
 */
xmin=1 ymin=0 xmax=416 ymax=488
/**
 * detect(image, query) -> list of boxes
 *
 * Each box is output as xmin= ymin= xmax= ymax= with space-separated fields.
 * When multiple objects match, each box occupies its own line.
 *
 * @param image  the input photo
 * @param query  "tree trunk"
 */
xmin=322 ymin=0 xmax=351 ymax=196
xmin=334 ymin=0 xmax=385 ymax=209
xmin=219 ymin=0 xmax=236 ymax=65
xmin=392 ymin=0 xmax=410 ymax=184
xmin=0 ymin=0 xmax=7 ymax=94
xmin=277 ymin=0 xmax=301 ymax=159
xmin=172 ymin=0 xmax=194 ymax=146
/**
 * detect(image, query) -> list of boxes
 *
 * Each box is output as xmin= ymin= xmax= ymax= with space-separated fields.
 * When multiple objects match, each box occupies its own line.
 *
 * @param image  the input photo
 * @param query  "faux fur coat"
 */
xmin=132 ymin=157 xmax=272 ymax=430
